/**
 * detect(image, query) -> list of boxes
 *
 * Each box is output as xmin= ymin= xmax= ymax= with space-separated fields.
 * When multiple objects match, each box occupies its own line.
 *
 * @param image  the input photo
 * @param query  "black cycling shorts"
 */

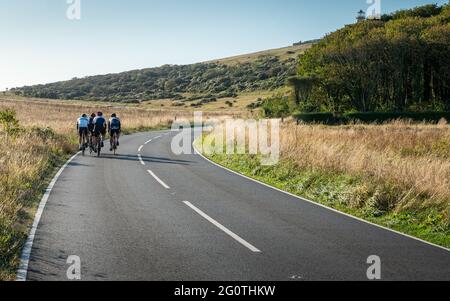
xmin=93 ymin=128 xmax=106 ymax=137
xmin=78 ymin=127 xmax=88 ymax=137
xmin=110 ymin=129 xmax=120 ymax=137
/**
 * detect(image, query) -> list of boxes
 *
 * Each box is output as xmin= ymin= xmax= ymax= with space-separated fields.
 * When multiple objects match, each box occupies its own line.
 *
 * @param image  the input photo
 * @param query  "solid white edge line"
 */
xmin=147 ymin=170 xmax=170 ymax=189
xmin=192 ymin=143 xmax=450 ymax=253
xmin=183 ymin=201 xmax=261 ymax=253
xmin=153 ymin=135 xmax=162 ymax=140
xmin=16 ymin=151 xmax=82 ymax=281
xmin=138 ymin=154 xmax=145 ymax=166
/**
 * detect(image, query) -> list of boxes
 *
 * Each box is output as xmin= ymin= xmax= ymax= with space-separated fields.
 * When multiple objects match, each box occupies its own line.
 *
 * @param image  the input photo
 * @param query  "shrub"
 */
xmin=345 ymin=112 xmax=450 ymax=123
xmin=294 ymin=111 xmax=450 ymax=124
xmin=0 ymin=109 xmax=20 ymax=135
xmin=294 ymin=112 xmax=337 ymax=124
xmin=261 ymin=95 xmax=292 ymax=118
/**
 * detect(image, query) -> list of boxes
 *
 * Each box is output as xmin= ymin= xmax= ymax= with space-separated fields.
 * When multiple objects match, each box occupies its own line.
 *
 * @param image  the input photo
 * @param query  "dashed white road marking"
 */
xmin=183 ymin=201 xmax=261 ymax=253
xmin=153 ymin=135 xmax=162 ymax=140
xmin=138 ymin=145 xmax=144 ymax=152
xmin=138 ymin=154 xmax=145 ymax=166
xmin=144 ymin=139 xmax=152 ymax=145
xmin=147 ymin=170 xmax=170 ymax=189
xmin=17 ymin=152 xmax=81 ymax=281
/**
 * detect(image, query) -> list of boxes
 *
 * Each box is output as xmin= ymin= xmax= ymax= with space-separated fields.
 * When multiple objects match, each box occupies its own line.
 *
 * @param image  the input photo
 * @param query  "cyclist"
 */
xmin=88 ymin=113 xmax=96 ymax=147
xmin=108 ymin=113 xmax=122 ymax=151
xmin=92 ymin=112 xmax=107 ymax=150
xmin=76 ymin=114 xmax=89 ymax=150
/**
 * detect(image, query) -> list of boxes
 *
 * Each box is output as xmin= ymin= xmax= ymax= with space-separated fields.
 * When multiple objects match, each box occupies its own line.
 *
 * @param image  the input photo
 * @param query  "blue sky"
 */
xmin=0 ymin=0 xmax=447 ymax=90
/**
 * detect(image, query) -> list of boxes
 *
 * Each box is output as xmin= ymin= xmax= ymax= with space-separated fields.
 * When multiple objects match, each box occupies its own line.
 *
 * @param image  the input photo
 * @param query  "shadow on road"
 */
xmin=99 ymin=153 xmax=193 ymax=165
xmin=68 ymin=162 xmax=92 ymax=168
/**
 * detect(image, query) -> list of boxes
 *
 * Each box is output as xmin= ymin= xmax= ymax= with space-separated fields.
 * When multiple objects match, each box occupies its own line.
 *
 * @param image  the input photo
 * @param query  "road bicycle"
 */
xmin=111 ymin=132 xmax=119 ymax=155
xmin=80 ymin=130 xmax=88 ymax=156
xmin=96 ymin=133 xmax=103 ymax=157
xmin=91 ymin=133 xmax=103 ymax=157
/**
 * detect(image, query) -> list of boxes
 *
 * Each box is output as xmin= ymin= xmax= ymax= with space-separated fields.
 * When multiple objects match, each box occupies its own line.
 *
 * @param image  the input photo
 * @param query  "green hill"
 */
xmin=11 ymin=43 xmax=314 ymax=104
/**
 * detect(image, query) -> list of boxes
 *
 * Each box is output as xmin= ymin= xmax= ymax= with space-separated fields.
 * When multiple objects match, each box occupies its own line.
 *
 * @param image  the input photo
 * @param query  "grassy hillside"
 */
xmin=11 ymin=43 xmax=313 ymax=106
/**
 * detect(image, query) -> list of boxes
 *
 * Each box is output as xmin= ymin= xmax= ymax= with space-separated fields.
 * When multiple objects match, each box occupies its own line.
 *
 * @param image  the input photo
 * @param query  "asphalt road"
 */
xmin=24 ymin=130 xmax=450 ymax=281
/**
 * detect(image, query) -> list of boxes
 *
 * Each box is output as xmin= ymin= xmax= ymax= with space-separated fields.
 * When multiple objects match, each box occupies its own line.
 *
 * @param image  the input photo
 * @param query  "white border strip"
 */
xmin=183 ymin=201 xmax=261 ymax=253
xmin=147 ymin=170 xmax=170 ymax=189
xmin=193 ymin=143 xmax=450 ymax=252
xmin=16 ymin=152 xmax=81 ymax=281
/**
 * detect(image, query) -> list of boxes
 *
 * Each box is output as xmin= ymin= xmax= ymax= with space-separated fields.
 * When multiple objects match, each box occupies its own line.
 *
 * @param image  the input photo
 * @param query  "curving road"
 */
xmin=23 ymin=130 xmax=450 ymax=281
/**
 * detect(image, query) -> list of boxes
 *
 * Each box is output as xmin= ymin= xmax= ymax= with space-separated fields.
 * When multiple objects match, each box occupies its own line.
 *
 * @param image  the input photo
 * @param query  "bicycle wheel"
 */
xmin=97 ymin=135 xmax=102 ymax=157
xmin=89 ymin=134 xmax=93 ymax=155
xmin=81 ymin=133 xmax=86 ymax=156
xmin=113 ymin=133 xmax=118 ymax=155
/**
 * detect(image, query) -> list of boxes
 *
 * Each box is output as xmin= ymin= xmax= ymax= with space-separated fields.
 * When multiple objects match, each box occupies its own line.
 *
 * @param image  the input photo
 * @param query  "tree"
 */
xmin=296 ymin=3 xmax=450 ymax=113
xmin=287 ymin=76 xmax=317 ymax=107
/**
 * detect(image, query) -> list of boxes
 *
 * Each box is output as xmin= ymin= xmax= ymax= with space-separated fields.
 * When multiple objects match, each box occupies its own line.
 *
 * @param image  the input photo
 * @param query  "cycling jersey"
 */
xmin=77 ymin=117 xmax=89 ymax=129
xmin=109 ymin=117 xmax=121 ymax=131
xmin=93 ymin=116 xmax=106 ymax=128
xmin=93 ymin=116 xmax=107 ymax=136
xmin=88 ymin=117 xmax=95 ymax=132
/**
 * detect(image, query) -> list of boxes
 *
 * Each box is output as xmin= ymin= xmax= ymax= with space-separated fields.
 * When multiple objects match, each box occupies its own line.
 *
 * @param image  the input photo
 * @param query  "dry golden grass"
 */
xmin=0 ymin=127 xmax=73 ymax=280
xmin=281 ymin=120 xmax=450 ymax=212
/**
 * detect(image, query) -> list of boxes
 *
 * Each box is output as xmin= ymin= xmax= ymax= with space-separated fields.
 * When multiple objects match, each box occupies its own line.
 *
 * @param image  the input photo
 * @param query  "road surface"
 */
xmin=24 ymin=130 xmax=450 ymax=281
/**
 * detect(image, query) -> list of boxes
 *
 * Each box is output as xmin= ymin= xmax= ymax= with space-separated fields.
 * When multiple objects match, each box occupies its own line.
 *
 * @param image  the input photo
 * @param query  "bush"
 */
xmin=261 ymin=95 xmax=293 ymax=118
xmin=293 ymin=111 xmax=450 ymax=124
xmin=294 ymin=112 xmax=337 ymax=124
xmin=225 ymin=100 xmax=233 ymax=107
xmin=345 ymin=112 xmax=450 ymax=123
xmin=0 ymin=109 xmax=20 ymax=135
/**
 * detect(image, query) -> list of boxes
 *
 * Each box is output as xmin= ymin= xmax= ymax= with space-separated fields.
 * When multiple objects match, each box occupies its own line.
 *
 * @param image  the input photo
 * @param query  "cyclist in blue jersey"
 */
xmin=108 ymin=113 xmax=122 ymax=151
xmin=76 ymin=114 xmax=89 ymax=150
xmin=92 ymin=112 xmax=107 ymax=150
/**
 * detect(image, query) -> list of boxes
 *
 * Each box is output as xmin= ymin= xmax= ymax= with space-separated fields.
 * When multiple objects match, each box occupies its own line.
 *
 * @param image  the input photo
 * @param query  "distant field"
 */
xmin=0 ymin=92 xmax=264 ymax=115
xmin=140 ymin=90 xmax=278 ymax=112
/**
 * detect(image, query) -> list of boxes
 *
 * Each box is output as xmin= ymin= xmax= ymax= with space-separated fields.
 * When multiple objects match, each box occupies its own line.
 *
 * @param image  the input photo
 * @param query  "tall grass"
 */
xmin=281 ymin=120 xmax=450 ymax=214
xmin=0 ymin=126 xmax=74 ymax=280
